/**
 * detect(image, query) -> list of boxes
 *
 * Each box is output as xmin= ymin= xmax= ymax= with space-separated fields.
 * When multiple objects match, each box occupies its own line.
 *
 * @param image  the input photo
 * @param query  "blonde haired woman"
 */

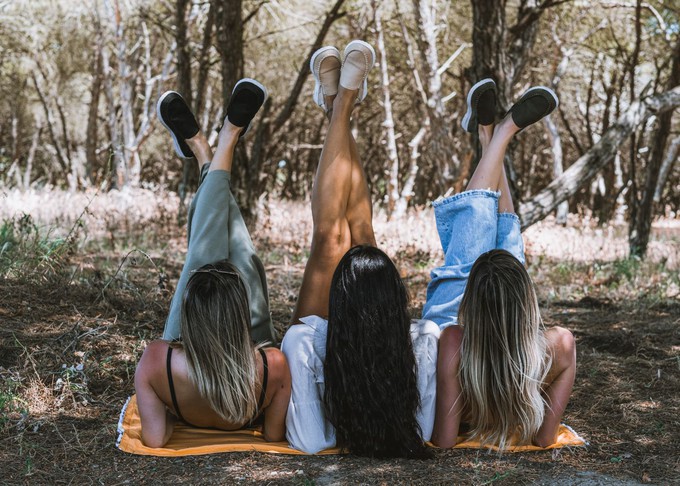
xmin=427 ymin=80 xmax=576 ymax=449
xmin=134 ymin=80 xmax=290 ymax=448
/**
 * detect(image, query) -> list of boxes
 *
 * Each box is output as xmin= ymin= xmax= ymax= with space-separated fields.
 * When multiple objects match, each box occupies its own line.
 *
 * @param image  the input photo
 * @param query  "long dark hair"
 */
xmin=324 ymin=245 xmax=430 ymax=458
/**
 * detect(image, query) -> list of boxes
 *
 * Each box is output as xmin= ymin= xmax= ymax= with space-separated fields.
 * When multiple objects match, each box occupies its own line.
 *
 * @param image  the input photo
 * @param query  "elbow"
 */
xmin=263 ymin=429 xmax=286 ymax=443
xmin=141 ymin=433 xmax=168 ymax=449
xmin=430 ymin=431 xmax=456 ymax=449
xmin=532 ymin=430 xmax=557 ymax=448
xmin=533 ymin=436 xmax=554 ymax=449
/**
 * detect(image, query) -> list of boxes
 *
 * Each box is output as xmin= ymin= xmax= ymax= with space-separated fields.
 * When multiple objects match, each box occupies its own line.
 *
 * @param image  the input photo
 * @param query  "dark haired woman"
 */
xmin=134 ymin=80 xmax=291 ymax=448
xmin=281 ymin=42 xmax=439 ymax=458
xmin=425 ymin=80 xmax=576 ymax=449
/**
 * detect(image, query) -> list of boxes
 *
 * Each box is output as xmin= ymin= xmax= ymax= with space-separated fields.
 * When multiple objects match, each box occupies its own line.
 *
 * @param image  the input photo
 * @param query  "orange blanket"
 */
xmin=117 ymin=395 xmax=587 ymax=456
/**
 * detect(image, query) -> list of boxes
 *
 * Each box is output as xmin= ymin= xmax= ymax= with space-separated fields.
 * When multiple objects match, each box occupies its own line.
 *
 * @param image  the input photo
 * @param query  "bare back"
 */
xmin=135 ymin=340 xmax=290 ymax=446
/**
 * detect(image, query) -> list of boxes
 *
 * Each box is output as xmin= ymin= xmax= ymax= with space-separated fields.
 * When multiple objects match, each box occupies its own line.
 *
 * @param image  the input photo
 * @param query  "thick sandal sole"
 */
xmin=156 ymin=91 xmax=195 ymax=159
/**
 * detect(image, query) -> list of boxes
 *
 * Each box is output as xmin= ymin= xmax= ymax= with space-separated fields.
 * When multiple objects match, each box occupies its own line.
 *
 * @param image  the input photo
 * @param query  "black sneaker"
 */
xmin=462 ymin=78 xmax=496 ymax=133
xmin=156 ymin=91 xmax=200 ymax=159
xmin=508 ymin=86 xmax=559 ymax=130
xmin=226 ymin=78 xmax=268 ymax=137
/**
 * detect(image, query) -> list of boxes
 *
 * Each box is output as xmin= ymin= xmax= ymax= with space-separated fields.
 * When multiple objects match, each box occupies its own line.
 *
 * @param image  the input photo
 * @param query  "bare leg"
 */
xmin=291 ymin=87 xmax=362 ymax=322
xmin=164 ymin=119 xmax=276 ymax=343
xmin=498 ymin=165 xmax=515 ymax=214
xmin=206 ymin=122 xmax=242 ymax=172
xmin=346 ymin=134 xmax=376 ymax=246
xmin=467 ymin=117 xmax=519 ymax=192
xmin=185 ymin=132 xmax=213 ymax=169
xmin=324 ymin=96 xmax=374 ymax=246
xmin=478 ymin=120 xmax=516 ymax=214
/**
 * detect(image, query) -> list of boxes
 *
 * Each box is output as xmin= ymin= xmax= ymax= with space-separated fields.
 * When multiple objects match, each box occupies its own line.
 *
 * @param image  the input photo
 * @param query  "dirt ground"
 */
xmin=0 ymin=191 xmax=678 ymax=485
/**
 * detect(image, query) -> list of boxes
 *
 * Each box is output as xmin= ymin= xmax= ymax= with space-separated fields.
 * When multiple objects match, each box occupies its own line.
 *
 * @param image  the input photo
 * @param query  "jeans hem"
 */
xmin=497 ymin=212 xmax=520 ymax=224
xmin=433 ymin=189 xmax=500 ymax=208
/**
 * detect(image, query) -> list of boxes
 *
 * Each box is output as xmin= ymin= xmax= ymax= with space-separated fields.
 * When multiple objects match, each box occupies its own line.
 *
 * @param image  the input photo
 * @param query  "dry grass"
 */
xmin=0 ymin=187 xmax=679 ymax=485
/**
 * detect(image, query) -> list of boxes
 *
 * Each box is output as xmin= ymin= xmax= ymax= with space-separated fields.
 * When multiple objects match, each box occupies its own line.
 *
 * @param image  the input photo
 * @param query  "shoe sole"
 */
xmin=231 ymin=78 xmax=269 ymax=137
xmin=461 ymin=78 xmax=496 ymax=133
xmin=156 ymin=91 xmax=194 ymax=160
xmin=343 ymin=40 xmax=375 ymax=103
xmin=519 ymin=85 xmax=559 ymax=109
xmin=511 ymin=86 xmax=559 ymax=130
xmin=310 ymin=46 xmax=341 ymax=111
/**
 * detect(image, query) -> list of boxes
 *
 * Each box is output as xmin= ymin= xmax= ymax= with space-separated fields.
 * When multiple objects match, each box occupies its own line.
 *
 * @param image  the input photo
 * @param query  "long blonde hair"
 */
xmin=458 ymin=249 xmax=550 ymax=450
xmin=179 ymin=260 xmax=258 ymax=423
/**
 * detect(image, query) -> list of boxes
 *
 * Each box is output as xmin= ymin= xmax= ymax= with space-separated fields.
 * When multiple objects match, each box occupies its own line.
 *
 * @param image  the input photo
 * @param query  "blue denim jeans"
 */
xmin=421 ymin=190 xmax=525 ymax=329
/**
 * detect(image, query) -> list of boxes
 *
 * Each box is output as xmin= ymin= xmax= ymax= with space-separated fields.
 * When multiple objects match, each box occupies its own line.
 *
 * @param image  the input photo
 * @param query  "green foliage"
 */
xmin=613 ymin=257 xmax=641 ymax=282
xmin=0 ymin=214 xmax=78 ymax=280
xmin=0 ymin=374 xmax=27 ymax=430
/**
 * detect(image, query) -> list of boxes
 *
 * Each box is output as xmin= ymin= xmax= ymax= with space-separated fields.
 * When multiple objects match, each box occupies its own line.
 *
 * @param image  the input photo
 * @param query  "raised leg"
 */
xmin=164 ymin=120 xmax=275 ymax=343
xmin=422 ymin=118 xmax=522 ymax=327
xmin=185 ymin=132 xmax=213 ymax=170
xmin=346 ymin=132 xmax=376 ymax=247
xmin=467 ymin=117 xmax=519 ymax=192
xmin=291 ymin=87 xmax=366 ymax=322
xmin=323 ymin=96 xmax=375 ymax=247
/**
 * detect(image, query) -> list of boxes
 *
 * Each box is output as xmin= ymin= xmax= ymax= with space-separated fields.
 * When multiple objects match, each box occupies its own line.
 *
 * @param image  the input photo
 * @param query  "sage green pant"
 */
xmin=163 ymin=164 xmax=276 ymax=344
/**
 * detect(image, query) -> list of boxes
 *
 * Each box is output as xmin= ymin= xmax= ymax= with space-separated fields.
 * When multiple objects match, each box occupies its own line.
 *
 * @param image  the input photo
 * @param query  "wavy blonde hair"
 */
xmin=180 ymin=260 xmax=258 ymax=423
xmin=458 ymin=249 xmax=550 ymax=450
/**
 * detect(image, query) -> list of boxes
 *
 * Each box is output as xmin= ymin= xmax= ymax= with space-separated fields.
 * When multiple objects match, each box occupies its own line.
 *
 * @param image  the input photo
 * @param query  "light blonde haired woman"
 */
xmin=427 ymin=80 xmax=576 ymax=449
xmin=134 ymin=80 xmax=290 ymax=448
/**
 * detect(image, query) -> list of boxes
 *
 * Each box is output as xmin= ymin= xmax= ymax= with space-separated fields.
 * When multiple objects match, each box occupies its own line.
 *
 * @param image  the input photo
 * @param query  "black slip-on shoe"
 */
xmin=462 ymin=78 xmax=496 ymax=133
xmin=156 ymin=91 xmax=200 ymax=159
xmin=508 ymin=86 xmax=559 ymax=130
xmin=226 ymin=78 xmax=268 ymax=138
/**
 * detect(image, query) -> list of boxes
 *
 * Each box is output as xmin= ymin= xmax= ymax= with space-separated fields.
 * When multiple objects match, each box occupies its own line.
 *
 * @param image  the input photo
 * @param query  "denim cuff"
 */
xmin=496 ymin=212 xmax=525 ymax=265
xmin=432 ymin=189 xmax=500 ymax=208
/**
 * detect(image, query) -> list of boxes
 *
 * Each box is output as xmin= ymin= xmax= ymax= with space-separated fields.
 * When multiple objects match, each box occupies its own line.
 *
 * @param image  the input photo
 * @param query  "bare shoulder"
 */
xmin=544 ymin=326 xmax=576 ymax=369
xmin=263 ymin=347 xmax=291 ymax=385
xmin=438 ymin=325 xmax=464 ymax=370
xmin=136 ymin=340 xmax=170 ymax=379
xmin=440 ymin=325 xmax=464 ymax=350
xmin=544 ymin=326 xmax=575 ymax=353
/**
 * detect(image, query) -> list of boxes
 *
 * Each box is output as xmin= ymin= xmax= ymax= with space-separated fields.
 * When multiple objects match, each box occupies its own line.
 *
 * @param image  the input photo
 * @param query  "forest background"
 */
xmin=0 ymin=0 xmax=679 ymax=484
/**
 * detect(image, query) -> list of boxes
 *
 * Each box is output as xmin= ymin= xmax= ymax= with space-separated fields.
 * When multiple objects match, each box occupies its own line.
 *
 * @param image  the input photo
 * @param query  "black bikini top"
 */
xmin=166 ymin=346 xmax=268 ymax=427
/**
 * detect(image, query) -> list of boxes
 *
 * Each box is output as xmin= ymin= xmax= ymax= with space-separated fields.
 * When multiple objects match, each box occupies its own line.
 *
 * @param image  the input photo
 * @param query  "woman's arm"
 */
xmin=134 ymin=343 xmax=176 ymax=448
xmin=280 ymin=323 xmax=335 ymax=453
xmin=534 ymin=326 xmax=576 ymax=447
xmin=431 ymin=325 xmax=464 ymax=448
xmin=261 ymin=349 xmax=291 ymax=442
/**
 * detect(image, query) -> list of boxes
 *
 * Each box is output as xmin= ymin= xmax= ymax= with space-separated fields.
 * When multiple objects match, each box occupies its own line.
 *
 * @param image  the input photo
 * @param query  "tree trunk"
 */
xmin=194 ymin=2 xmax=215 ymax=120
xmin=629 ymin=33 xmax=680 ymax=257
xmin=653 ymin=135 xmax=680 ymax=203
xmin=470 ymin=0 xmax=510 ymax=109
xmin=626 ymin=0 xmax=643 ymax=237
xmin=374 ymin=3 xmax=400 ymax=217
xmin=86 ymin=46 xmax=103 ymax=184
xmin=175 ymin=0 xmax=199 ymax=205
xmin=101 ymin=42 xmax=124 ymax=190
xmin=519 ymin=87 xmax=680 ymax=228
xmin=469 ymin=0 xmax=556 ymax=202
xmin=213 ymin=0 xmax=244 ymax=117
xmin=31 ymin=70 xmax=70 ymax=178
xmin=411 ymin=0 xmax=457 ymax=189
xmin=543 ymin=115 xmax=568 ymax=225
xmin=395 ymin=127 xmax=427 ymax=216
xmin=23 ymin=125 xmax=42 ymax=190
